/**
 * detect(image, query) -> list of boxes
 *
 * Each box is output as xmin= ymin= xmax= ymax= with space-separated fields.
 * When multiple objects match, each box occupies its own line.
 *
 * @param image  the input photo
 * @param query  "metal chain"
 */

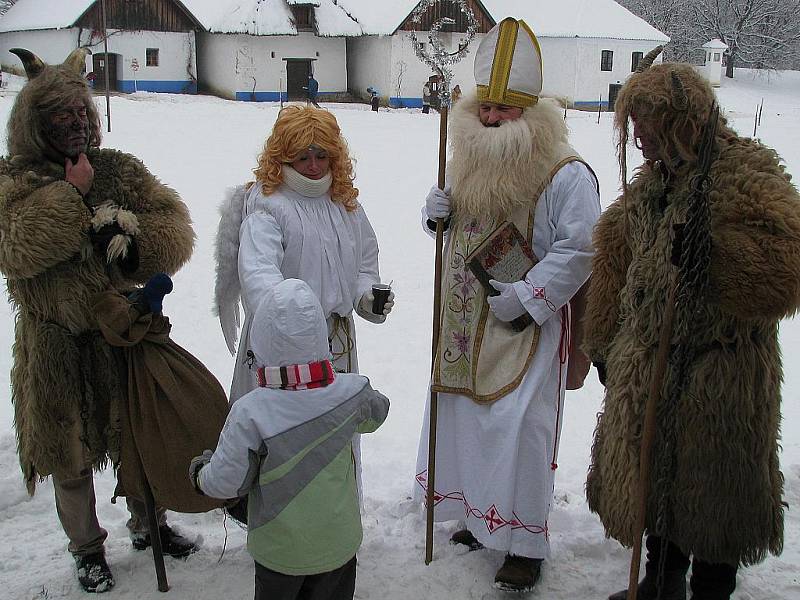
xmin=652 ymin=105 xmax=719 ymax=598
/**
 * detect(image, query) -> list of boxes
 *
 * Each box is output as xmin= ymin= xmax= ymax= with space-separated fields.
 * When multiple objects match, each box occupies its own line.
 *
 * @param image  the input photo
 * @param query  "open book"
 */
xmin=466 ymin=221 xmax=536 ymax=332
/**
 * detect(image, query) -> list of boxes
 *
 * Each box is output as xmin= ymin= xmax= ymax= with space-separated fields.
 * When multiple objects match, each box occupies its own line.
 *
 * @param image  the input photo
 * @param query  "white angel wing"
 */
xmin=213 ymin=185 xmax=248 ymax=355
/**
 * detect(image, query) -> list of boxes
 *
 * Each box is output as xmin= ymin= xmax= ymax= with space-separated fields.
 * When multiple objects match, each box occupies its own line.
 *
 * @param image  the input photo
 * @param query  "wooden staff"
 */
xmin=141 ymin=471 xmax=170 ymax=592
xmin=425 ymin=102 xmax=449 ymax=565
xmin=627 ymin=104 xmax=719 ymax=599
xmin=627 ymin=278 xmax=676 ymax=600
xmin=410 ymin=0 xmax=478 ymax=565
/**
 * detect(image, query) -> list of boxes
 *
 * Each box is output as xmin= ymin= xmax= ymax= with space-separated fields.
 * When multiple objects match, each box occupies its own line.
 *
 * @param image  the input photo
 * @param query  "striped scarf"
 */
xmin=257 ymin=360 xmax=336 ymax=390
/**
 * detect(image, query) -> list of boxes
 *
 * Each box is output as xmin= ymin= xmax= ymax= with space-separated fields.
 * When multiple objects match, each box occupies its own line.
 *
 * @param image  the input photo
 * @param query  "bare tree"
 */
xmin=617 ymin=0 xmax=697 ymax=62
xmin=395 ymin=60 xmax=407 ymax=105
xmin=619 ymin=0 xmax=800 ymax=76
xmin=693 ymin=0 xmax=800 ymax=76
xmin=0 ymin=0 xmax=16 ymax=16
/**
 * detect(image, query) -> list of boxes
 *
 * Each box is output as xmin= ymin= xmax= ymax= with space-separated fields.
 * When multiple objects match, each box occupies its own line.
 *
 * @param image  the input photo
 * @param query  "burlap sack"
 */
xmin=94 ymin=290 xmax=229 ymax=512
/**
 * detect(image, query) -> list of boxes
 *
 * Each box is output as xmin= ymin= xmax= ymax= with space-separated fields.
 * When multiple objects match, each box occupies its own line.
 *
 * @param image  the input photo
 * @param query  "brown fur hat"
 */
xmin=7 ymin=48 xmax=102 ymax=160
xmin=614 ymin=62 xmax=730 ymax=181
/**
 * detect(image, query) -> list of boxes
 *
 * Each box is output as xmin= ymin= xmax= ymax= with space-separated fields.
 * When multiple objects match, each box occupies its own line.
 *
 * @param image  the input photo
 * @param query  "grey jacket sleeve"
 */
xmin=197 ymin=400 xmax=267 ymax=499
xmin=357 ymin=384 xmax=390 ymax=434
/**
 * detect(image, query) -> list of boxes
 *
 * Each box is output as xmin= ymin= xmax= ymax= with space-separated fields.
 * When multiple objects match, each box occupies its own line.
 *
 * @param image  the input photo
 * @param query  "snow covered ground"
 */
xmin=0 ymin=68 xmax=798 ymax=599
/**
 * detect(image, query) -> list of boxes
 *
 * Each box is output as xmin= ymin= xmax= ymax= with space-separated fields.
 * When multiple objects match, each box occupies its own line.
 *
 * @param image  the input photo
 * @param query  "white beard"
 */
xmin=447 ymin=92 xmax=569 ymax=220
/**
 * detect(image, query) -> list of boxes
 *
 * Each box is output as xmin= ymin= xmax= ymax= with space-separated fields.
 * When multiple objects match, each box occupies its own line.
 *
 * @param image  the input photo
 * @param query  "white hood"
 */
xmin=251 ymin=279 xmax=331 ymax=368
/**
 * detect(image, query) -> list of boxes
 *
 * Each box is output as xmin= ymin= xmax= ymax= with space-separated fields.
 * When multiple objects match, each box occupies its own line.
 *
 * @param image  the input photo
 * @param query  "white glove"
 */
xmin=189 ymin=449 xmax=214 ymax=494
xmin=425 ymin=185 xmax=451 ymax=220
xmin=358 ymin=289 xmax=395 ymax=323
xmin=487 ymin=280 xmax=527 ymax=322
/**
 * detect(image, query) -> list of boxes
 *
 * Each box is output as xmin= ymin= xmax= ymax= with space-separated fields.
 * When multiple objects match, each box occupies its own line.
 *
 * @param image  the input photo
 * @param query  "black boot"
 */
xmin=494 ymin=554 xmax=543 ymax=593
xmin=689 ymin=558 xmax=737 ymax=600
xmin=131 ymin=524 xmax=197 ymax=558
xmin=74 ymin=552 xmax=115 ymax=593
xmin=449 ymin=529 xmax=484 ymax=551
xmin=608 ymin=535 xmax=690 ymax=600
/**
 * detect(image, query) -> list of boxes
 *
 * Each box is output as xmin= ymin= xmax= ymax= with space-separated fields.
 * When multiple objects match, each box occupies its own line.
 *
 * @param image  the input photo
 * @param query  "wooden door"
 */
xmin=93 ymin=53 xmax=118 ymax=91
xmin=286 ymin=59 xmax=311 ymax=101
xmin=608 ymin=83 xmax=622 ymax=112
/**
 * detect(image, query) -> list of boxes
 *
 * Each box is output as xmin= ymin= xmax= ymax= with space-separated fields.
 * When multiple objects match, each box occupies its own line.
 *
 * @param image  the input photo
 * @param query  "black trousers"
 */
xmin=254 ymin=556 xmax=356 ymax=600
xmin=648 ymin=535 xmax=738 ymax=600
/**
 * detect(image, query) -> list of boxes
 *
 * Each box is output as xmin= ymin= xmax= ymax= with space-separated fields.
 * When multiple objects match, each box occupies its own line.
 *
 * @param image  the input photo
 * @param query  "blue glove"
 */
xmin=487 ymin=279 xmax=527 ymax=322
xmin=142 ymin=273 xmax=173 ymax=314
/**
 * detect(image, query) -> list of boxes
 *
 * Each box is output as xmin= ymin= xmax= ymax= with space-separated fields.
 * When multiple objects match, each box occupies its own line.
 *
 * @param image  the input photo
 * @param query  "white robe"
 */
xmin=230 ymin=183 xmax=381 ymax=498
xmin=230 ymin=183 xmax=381 ymax=401
xmin=415 ymin=161 xmax=600 ymax=559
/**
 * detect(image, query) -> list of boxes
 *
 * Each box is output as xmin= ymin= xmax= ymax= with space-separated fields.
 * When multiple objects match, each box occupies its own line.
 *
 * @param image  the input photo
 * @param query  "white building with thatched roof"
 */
xmin=0 ymin=0 xmax=670 ymax=107
xmin=188 ymin=0 xmax=362 ymax=101
xmin=0 ymin=0 xmax=203 ymax=93
xmin=341 ymin=0 xmax=669 ymax=109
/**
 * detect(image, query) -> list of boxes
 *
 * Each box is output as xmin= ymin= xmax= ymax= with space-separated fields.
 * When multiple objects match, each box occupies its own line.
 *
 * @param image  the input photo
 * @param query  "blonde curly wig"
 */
xmin=253 ymin=105 xmax=359 ymax=210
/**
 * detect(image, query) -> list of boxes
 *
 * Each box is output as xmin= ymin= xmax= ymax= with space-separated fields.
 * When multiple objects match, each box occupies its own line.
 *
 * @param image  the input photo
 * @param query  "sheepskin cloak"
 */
xmin=0 ymin=148 xmax=195 ymax=494
xmin=583 ymin=134 xmax=800 ymax=565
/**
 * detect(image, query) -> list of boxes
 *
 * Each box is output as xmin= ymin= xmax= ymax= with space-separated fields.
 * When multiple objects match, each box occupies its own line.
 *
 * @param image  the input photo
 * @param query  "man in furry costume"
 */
xmin=413 ymin=18 xmax=600 ymax=592
xmin=583 ymin=50 xmax=800 ymax=600
xmin=0 ymin=48 xmax=196 ymax=592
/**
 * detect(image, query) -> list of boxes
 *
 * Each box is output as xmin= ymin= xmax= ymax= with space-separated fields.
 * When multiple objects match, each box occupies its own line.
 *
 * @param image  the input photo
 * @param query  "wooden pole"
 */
xmin=141 ymin=472 xmax=170 ymax=592
xmin=753 ymin=104 xmax=759 ymax=137
xmin=125 ymin=376 xmax=169 ymax=591
xmin=424 ymin=102 xmax=449 ymax=565
xmin=627 ymin=276 xmax=677 ymax=600
xmin=100 ymin=0 xmax=111 ymax=132
xmin=597 ymin=93 xmax=602 ymax=124
xmin=628 ymin=103 xmax=718 ymax=600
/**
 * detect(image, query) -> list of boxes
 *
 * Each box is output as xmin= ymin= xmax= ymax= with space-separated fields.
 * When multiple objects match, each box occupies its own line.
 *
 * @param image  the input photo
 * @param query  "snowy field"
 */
xmin=0 ymin=69 xmax=798 ymax=599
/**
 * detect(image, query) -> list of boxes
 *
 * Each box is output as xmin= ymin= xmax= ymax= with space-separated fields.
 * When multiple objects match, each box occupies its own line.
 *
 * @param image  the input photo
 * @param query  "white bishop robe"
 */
xmin=415 ymin=161 xmax=600 ymax=559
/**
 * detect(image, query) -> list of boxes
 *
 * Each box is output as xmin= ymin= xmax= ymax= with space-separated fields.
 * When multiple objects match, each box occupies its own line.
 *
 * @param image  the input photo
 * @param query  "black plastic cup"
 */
xmin=372 ymin=283 xmax=391 ymax=314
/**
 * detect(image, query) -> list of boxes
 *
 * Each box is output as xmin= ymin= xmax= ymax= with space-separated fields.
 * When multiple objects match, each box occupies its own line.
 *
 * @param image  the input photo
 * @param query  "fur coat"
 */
xmin=583 ymin=133 xmax=800 ymax=565
xmin=0 ymin=148 xmax=194 ymax=493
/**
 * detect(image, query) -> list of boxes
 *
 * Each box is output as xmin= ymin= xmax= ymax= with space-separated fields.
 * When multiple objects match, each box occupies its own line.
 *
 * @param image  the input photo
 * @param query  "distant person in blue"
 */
xmin=304 ymin=74 xmax=320 ymax=108
xmin=367 ymin=86 xmax=379 ymax=112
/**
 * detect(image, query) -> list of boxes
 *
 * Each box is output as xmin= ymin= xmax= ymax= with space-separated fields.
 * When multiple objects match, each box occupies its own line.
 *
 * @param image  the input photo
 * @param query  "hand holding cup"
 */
xmin=371 ymin=283 xmax=394 ymax=315
xmin=358 ymin=283 xmax=394 ymax=323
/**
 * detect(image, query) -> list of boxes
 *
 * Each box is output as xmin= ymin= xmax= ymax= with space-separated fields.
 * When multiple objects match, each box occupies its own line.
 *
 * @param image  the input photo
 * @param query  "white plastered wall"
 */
xmin=526 ymin=37 xmax=664 ymax=106
xmin=197 ymin=32 xmax=347 ymax=99
xmin=82 ymin=30 xmax=196 ymax=88
xmin=0 ymin=29 xmax=196 ymax=92
xmin=346 ymin=35 xmax=391 ymax=100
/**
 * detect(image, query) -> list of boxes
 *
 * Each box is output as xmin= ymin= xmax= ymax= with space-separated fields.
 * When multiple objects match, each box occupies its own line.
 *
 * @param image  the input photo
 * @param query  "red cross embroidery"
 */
xmin=484 ymin=505 xmax=505 ymax=533
xmin=532 ymin=287 xmax=546 ymax=299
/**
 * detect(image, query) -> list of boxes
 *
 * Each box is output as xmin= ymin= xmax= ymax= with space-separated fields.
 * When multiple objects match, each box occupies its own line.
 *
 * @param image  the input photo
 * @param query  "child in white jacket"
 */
xmin=190 ymin=279 xmax=389 ymax=600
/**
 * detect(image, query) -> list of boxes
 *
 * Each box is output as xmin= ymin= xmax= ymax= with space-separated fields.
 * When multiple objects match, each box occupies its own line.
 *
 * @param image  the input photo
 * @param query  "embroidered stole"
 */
xmin=432 ymin=151 xmax=586 ymax=404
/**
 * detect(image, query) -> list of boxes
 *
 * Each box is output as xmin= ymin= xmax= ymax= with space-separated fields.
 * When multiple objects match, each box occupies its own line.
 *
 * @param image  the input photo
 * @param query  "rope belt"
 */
xmin=328 ymin=313 xmax=354 ymax=373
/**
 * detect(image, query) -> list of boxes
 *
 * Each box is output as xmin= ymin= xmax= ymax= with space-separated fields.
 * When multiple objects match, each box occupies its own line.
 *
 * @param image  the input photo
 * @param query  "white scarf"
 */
xmin=282 ymin=165 xmax=333 ymax=198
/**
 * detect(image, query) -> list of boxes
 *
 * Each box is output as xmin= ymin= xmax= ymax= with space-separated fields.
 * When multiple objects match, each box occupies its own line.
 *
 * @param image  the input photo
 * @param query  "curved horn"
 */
xmin=63 ymin=47 xmax=91 ymax=75
xmin=9 ymin=48 xmax=45 ymax=79
xmin=635 ymin=45 xmax=663 ymax=73
xmin=670 ymin=71 xmax=689 ymax=110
